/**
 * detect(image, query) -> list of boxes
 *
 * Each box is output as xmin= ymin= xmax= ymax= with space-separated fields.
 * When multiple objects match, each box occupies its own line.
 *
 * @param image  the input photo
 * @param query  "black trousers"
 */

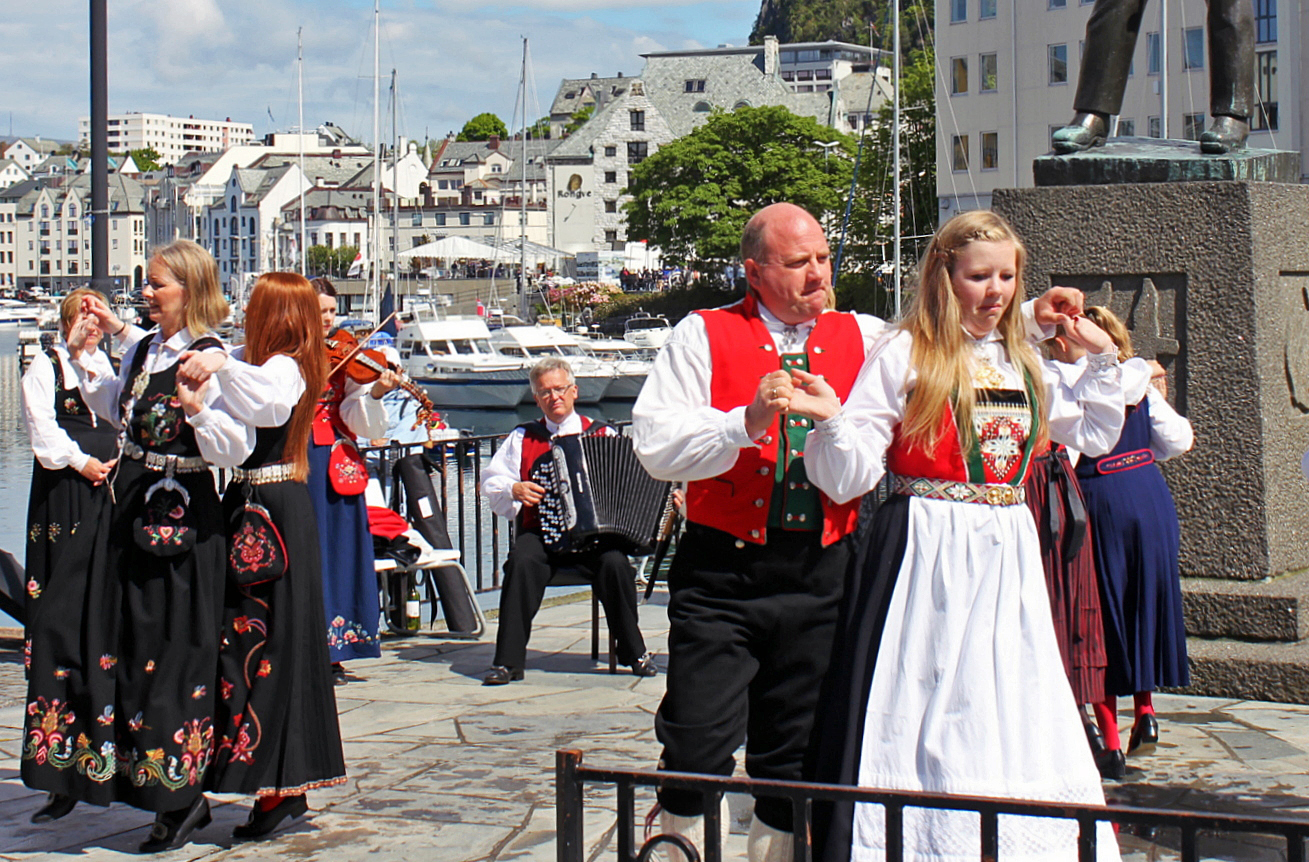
xmin=493 ymin=531 xmax=647 ymax=670
xmin=1073 ymin=0 xmax=1253 ymax=118
xmin=655 ymin=524 xmax=850 ymax=832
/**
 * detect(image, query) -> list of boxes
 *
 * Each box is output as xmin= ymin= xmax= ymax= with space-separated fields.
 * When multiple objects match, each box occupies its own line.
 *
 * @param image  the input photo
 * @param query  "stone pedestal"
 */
xmin=996 ymin=180 xmax=1309 ymax=582
xmin=995 ymin=177 xmax=1309 ymax=700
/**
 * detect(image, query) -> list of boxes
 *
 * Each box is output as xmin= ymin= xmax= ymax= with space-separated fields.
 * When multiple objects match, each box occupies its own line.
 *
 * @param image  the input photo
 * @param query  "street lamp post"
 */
xmin=812 ymin=140 xmax=841 ymax=168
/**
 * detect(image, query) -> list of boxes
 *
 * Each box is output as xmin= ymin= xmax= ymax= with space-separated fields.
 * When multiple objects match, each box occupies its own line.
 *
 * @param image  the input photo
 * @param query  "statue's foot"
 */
xmin=1052 ymin=112 xmax=1108 ymax=154
xmin=1200 ymin=115 xmax=1249 ymax=154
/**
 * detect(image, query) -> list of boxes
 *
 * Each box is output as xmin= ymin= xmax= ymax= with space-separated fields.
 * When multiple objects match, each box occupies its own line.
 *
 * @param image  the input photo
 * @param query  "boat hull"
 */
xmin=413 ymin=370 xmax=530 ymax=409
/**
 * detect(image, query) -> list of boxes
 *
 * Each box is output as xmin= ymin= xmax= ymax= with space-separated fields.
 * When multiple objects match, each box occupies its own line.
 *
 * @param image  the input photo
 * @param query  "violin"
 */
xmin=325 ymin=326 xmax=449 ymax=437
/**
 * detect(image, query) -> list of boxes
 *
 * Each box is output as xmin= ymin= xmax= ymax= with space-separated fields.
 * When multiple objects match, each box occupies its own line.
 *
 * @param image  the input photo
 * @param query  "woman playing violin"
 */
xmin=311 ymin=277 xmax=398 ymax=682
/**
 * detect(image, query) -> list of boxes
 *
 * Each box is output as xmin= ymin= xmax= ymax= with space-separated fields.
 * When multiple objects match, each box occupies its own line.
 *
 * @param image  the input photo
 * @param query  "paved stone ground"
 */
xmin=2 ymin=592 xmax=1309 ymax=861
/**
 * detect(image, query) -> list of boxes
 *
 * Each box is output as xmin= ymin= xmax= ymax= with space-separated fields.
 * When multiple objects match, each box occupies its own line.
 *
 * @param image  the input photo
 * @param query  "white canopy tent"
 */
xmin=397 ymin=235 xmax=515 ymax=261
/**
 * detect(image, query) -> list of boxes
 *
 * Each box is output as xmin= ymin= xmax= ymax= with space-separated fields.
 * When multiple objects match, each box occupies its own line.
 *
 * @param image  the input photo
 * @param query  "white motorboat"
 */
xmin=394 ymin=302 xmax=531 ymax=409
xmin=575 ymin=329 xmax=652 ymax=400
xmin=622 ymin=312 xmax=672 ymax=351
xmin=0 ymin=300 xmax=46 ymax=327
xmin=487 ymin=324 xmax=616 ymax=404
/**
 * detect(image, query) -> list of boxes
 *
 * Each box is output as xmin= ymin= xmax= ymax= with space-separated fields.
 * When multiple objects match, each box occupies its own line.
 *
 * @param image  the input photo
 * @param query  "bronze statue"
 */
xmin=1053 ymin=0 xmax=1254 ymax=155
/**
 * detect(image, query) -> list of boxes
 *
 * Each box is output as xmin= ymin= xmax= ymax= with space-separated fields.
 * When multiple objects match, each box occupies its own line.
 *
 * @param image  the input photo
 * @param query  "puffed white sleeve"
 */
xmin=74 ymin=338 xmax=135 ymax=427
xmin=186 ymin=344 xmax=255 ymax=468
xmin=214 ymin=351 xmax=305 ymax=428
xmin=1044 ymin=351 xmax=1126 ymax=458
xmin=22 ymin=351 xmax=91 ymax=472
xmin=1144 ymin=387 xmax=1193 ymax=461
xmin=804 ymin=331 xmax=913 ymax=504
xmin=481 ymin=427 xmax=525 ymax=520
xmin=632 ymin=315 xmax=760 ymax=481
xmin=339 ymin=378 xmax=390 ymax=440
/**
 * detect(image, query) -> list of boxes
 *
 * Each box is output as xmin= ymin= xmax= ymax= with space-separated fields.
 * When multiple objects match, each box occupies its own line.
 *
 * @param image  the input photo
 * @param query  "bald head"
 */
xmin=740 ymin=203 xmax=833 ymax=325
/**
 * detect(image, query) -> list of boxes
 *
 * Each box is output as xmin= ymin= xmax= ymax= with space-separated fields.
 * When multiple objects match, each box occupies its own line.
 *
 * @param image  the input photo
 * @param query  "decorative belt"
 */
xmin=1084 ymin=448 xmax=1155 ymax=476
xmin=121 ymin=441 xmax=209 ymax=474
xmin=231 ymin=461 xmax=296 ymax=485
xmin=891 ymin=474 xmax=1026 ymax=507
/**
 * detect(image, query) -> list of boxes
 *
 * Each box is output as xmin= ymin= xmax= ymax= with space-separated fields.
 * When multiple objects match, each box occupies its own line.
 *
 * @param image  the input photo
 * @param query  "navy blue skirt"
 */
xmin=307 ymin=440 xmax=381 ymax=662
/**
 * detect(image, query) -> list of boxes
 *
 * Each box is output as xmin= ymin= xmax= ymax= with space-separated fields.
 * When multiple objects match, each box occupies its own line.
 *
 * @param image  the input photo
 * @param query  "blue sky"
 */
xmin=2 ymin=0 xmax=761 ymax=146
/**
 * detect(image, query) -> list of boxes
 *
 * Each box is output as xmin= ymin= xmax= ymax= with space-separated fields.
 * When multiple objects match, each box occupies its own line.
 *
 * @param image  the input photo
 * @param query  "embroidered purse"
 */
xmin=133 ymin=478 xmax=197 ymax=557
xmin=228 ymin=499 xmax=288 ymax=586
xmin=328 ymin=439 xmax=368 ymax=495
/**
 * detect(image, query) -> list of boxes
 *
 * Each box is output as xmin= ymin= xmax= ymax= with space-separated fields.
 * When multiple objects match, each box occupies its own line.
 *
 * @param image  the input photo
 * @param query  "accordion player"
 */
xmin=530 ymin=434 xmax=674 ymax=557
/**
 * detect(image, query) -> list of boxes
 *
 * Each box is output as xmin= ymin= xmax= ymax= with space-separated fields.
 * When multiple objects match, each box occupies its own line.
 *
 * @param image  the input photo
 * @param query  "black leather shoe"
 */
xmin=30 ymin=792 xmax=76 ymax=824
xmin=1094 ymin=747 xmax=1127 ymax=780
xmin=1200 ymin=115 xmax=1249 ymax=154
xmin=1052 ymin=112 xmax=1109 ymax=154
xmin=482 ymin=665 xmax=524 ymax=685
xmin=330 ymin=662 xmax=347 ymax=686
xmin=1084 ymin=721 xmax=1107 ymax=756
xmin=139 ymin=795 xmax=211 ymax=853
xmin=1127 ymin=713 xmax=1159 ymax=756
xmin=630 ymin=652 xmax=659 ymax=678
xmin=232 ymin=794 xmax=309 ymax=841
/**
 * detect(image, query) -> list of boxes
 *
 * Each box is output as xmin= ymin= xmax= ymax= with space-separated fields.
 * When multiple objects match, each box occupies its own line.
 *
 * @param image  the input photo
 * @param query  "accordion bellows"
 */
xmin=531 ymin=435 xmax=672 ymax=556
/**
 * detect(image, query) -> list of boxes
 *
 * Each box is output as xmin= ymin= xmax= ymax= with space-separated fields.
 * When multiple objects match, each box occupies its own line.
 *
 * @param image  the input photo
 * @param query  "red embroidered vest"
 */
xmin=312 ymin=370 xmax=353 ymax=446
xmin=685 ymin=294 xmax=864 ymax=546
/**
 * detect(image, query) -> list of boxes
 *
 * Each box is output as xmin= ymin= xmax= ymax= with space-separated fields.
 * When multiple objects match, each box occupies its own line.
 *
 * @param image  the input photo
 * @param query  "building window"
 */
xmin=781 ymin=71 xmax=795 ymax=81
xmin=952 ymin=134 xmax=969 ymax=172
xmin=951 ymin=0 xmax=966 ymax=22
xmin=411 ymin=212 xmax=422 ymax=226
xmin=980 ymin=53 xmax=998 ymax=92
xmin=1048 ymin=44 xmax=1068 ymax=84
xmin=435 ymin=214 xmax=446 ymax=226
xmin=1049 ymin=0 xmax=1066 ymax=8
xmin=951 ymin=57 xmax=968 ymax=95
xmin=605 ymin=200 xmax=617 ymax=213
xmin=980 ymin=0 xmax=996 ymax=19
xmin=1253 ymin=49 xmax=1278 ymax=131
xmin=981 ymin=132 xmax=998 ymax=170
xmin=604 ymin=145 xmax=616 ymax=157
xmin=797 ymin=69 xmax=814 ymax=81
xmin=1117 ymin=117 xmax=1135 ymax=136
xmin=683 ymin=79 xmax=706 ymax=93
xmin=627 ymin=141 xmax=648 ymax=164
xmin=354 ymin=233 xmax=361 ymax=247
xmin=816 ymin=69 xmax=832 ymax=81
xmin=1183 ymin=113 xmax=1205 ymax=140
xmin=604 ymin=170 xmax=617 ymax=184
xmin=1147 ymin=32 xmax=1161 ymax=75
xmin=1255 ymin=0 xmax=1276 ymax=43
xmin=630 ymin=111 xmax=645 ymax=131
xmin=484 ymin=214 xmax=495 ymax=225
xmin=1182 ymin=27 xmax=1204 ymax=70
xmin=459 ymin=213 xmax=470 ymax=226
xmin=604 ymin=229 xmax=618 ymax=243
xmin=693 ymin=101 xmax=711 ymax=113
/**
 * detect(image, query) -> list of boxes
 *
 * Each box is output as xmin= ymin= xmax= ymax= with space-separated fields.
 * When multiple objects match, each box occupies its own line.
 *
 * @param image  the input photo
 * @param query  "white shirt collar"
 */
xmin=154 ymin=326 xmax=195 ymax=353
xmin=544 ymin=411 xmax=583 ymax=436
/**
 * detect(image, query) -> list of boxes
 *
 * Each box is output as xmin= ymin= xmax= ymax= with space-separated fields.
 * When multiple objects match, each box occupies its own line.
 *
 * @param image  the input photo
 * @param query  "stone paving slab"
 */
xmin=3 ymin=595 xmax=1309 ymax=860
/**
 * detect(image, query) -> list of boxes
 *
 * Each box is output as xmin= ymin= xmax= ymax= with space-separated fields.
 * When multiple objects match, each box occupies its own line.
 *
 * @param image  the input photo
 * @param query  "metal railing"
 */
xmin=556 ymin=749 xmax=1309 ymax=862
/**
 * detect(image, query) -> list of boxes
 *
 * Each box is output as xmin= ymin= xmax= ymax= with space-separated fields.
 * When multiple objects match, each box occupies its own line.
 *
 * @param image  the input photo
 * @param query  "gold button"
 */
xmin=814 ymin=347 xmax=825 ymax=353
xmin=750 ymin=529 xmax=760 ymax=538
xmin=761 ymin=435 xmax=772 ymax=444
xmin=786 ymin=513 xmax=794 ymax=521
xmin=790 ymin=449 xmax=800 ymax=457
xmin=734 ymin=540 xmax=746 ymax=549
xmin=802 ymin=482 xmax=810 ymax=490
xmin=763 ymin=345 xmax=773 ymax=352
xmin=788 ymin=482 xmax=796 ymax=489
xmin=755 ymin=499 xmax=765 ymax=507
xmin=758 ymin=467 xmax=769 ymax=475
xmin=799 ymin=514 xmax=807 ymax=522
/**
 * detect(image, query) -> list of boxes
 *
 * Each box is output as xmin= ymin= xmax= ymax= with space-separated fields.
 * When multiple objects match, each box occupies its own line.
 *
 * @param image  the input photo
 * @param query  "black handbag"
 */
xmin=133 ymin=478 xmax=197 ymax=557
xmin=228 ymin=493 xmax=288 ymax=586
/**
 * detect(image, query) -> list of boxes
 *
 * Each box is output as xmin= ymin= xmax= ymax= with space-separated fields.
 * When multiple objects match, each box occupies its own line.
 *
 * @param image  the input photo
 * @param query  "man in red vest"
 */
xmin=480 ymin=357 xmax=656 ymax=685
xmin=633 ymin=203 xmax=1082 ymax=862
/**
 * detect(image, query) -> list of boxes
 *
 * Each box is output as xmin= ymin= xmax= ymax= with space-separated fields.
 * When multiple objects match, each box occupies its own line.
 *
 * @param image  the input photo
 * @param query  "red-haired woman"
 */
xmin=177 ymin=273 xmax=347 ymax=839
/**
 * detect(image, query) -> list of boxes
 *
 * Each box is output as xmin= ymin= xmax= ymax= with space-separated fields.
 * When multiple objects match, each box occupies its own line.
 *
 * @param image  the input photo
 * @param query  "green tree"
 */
xmin=128 ymin=147 xmax=163 ymax=172
xmin=624 ymin=105 xmax=853 ymax=269
xmin=524 ymin=116 xmax=552 ymax=140
xmin=564 ymin=105 xmax=593 ymax=136
xmin=751 ymin=0 xmax=931 ymax=61
xmin=835 ymin=45 xmax=937 ymax=317
xmin=457 ymin=113 xmax=509 ymax=142
xmin=307 ymin=245 xmax=362 ymax=278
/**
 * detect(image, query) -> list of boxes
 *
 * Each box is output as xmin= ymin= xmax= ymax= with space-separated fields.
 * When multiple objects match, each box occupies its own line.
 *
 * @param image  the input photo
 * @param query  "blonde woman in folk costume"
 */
xmin=795 ymin=211 xmax=1127 ymax=861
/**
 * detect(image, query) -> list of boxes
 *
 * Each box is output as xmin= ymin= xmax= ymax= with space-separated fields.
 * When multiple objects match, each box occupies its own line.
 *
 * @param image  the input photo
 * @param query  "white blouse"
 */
xmin=633 ymin=300 xmax=1053 ymax=484
xmin=805 ymin=329 xmax=1127 ymax=504
xmin=21 ymin=343 xmax=112 ymax=472
xmin=214 ymin=348 xmax=305 ymax=429
xmin=75 ymin=327 xmax=253 ymax=468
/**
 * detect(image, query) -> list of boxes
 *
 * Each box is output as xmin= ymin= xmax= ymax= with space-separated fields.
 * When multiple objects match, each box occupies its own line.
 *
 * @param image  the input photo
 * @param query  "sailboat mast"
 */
xmin=370 ymin=0 xmax=381 ymax=321
xmin=298 ymin=27 xmax=307 ymax=275
xmin=892 ymin=0 xmax=902 ymax=320
xmin=391 ymin=68 xmax=399 ymax=307
xmin=518 ymin=37 xmax=530 ymax=322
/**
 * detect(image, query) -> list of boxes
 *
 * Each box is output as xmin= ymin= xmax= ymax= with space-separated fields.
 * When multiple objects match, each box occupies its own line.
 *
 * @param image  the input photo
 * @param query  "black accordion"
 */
xmin=530 ymin=434 xmax=673 ymax=556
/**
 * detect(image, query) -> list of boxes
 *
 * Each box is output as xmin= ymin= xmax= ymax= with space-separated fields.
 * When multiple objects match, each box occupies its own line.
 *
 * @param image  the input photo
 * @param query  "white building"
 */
xmin=77 ymin=113 xmax=256 ymax=166
xmin=2 ymin=139 xmax=62 ymax=173
xmin=0 ymin=159 xmax=31 ymax=190
xmin=935 ymin=0 xmax=1302 ymax=217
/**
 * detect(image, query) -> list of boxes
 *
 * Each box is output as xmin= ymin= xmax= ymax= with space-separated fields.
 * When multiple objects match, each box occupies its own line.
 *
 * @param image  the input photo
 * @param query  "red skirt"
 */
xmin=1025 ymin=447 xmax=1107 ymax=704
